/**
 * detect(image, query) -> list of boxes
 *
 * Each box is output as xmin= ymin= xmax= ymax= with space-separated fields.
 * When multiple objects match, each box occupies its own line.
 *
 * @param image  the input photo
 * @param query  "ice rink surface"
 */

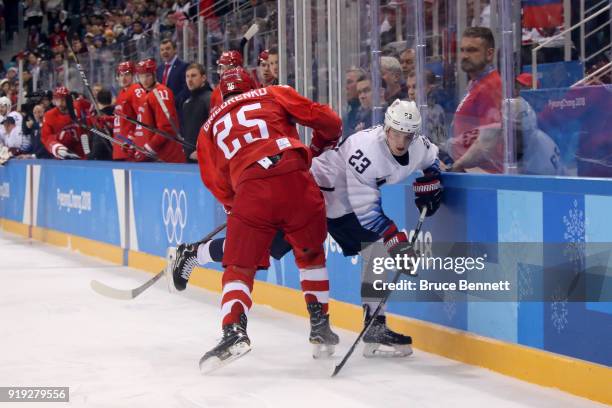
xmin=0 ymin=232 xmax=606 ymax=408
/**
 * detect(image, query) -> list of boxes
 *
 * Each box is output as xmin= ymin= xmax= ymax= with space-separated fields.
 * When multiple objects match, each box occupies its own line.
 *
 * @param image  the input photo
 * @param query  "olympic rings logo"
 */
xmin=161 ymin=188 xmax=188 ymax=244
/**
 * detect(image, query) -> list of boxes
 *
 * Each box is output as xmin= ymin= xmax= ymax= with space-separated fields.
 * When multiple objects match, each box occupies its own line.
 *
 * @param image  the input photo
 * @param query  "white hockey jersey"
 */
xmin=312 ymin=125 xmax=439 ymax=235
xmin=0 ymin=111 xmax=29 ymax=152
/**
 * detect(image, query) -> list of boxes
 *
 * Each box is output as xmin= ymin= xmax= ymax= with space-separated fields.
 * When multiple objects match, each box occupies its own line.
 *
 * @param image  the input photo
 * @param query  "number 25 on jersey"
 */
xmin=212 ymin=103 xmax=270 ymax=159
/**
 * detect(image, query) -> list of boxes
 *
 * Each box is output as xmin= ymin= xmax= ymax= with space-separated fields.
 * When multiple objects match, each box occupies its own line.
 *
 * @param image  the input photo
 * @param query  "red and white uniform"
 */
xmin=198 ymin=84 xmax=341 ymax=326
xmin=450 ymin=66 xmax=502 ymax=171
xmin=41 ymin=100 xmax=91 ymax=159
xmin=113 ymin=83 xmax=146 ymax=160
xmin=133 ymin=83 xmax=185 ymax=163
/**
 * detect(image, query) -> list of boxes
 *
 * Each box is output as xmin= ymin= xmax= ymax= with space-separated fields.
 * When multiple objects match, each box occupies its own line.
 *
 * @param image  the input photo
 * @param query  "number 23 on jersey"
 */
xmin=212 ymin=103 xmax=270 ymax=159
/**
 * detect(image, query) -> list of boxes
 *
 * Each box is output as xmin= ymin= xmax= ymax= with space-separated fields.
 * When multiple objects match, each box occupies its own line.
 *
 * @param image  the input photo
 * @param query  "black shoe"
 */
xmin=199 ymin=314 xmax=251 ymax=373
xmin=307 ymin=302 xmax=339 ymax=358
xmin=164 ymin=242 xmax=199 ymax=292
xmin=363 ymin=305 xmax=413 ymax=357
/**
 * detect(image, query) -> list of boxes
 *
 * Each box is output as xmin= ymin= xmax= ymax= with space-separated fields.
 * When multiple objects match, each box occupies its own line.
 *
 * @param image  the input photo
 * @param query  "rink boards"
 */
xmin=1 ymin=159 xmax=611 ymax=404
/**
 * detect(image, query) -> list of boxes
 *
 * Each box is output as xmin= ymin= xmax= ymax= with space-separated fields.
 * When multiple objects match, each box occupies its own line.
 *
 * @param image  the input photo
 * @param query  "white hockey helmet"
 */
xmin=384 ymin=99 xmax=421 ymax=134
xmin=0 ymin=96 xmax=11 ymax=109
xmin=507 ymin=97 xmax=537 ymax=135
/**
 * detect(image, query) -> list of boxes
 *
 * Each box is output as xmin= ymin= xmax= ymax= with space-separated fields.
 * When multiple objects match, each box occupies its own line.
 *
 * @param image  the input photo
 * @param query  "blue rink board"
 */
xmin=1 ymin=160 xmax=611 ymax=367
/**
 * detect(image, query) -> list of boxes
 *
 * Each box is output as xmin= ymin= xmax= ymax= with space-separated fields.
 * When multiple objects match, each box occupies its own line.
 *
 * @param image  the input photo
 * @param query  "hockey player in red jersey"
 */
xmin=209 ymin=50 xmax=246 ymax=110
xmin=41 ymin=87 xmax=90 ymax=159
xmin=112 ymin=61 xmax=137 ymax=160
xmin=194 ymin=68 xmax=342 ymax=372
xmin=130 ymin=58 xmax=185 ymax=163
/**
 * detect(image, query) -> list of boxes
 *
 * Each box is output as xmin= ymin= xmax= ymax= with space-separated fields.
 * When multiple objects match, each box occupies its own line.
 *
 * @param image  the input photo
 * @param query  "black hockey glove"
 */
xmin=412 ymin=174 xmax=442 ymax=217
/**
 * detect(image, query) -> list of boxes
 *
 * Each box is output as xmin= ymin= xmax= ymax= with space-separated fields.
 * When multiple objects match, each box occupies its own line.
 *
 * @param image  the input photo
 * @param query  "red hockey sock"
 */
xmin=299 ymin=267 xmax=330 ymax=314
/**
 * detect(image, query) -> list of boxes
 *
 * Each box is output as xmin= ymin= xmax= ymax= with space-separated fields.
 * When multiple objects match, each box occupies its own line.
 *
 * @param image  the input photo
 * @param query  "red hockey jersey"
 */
xmin=197 ymin=85 xmax=342 ymax=207
xmin=450 ymin=68 xmax=502 ymax=170
xmin=113 ymin=83 xmax=146 ymax=160
xmin=133 ymin=83 xmax=185 ymax=163
xmin=41 ymin=100 xmax=91 ymax=159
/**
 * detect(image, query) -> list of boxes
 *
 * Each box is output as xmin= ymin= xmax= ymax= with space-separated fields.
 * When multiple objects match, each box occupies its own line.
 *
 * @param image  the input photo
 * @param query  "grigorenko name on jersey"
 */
xmin=203 ymin=88 xmax=269 ymax=132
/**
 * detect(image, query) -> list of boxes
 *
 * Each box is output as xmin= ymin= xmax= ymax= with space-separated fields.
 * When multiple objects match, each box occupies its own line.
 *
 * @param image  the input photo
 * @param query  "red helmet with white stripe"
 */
xmin=116 ymin=61 xmax=135 ymax=75
xmin=135 ymin=58 xmax=157 ymax=74
xmin=53 ymin=86 xmax=70 ymax=99
xmin=217 ymin=50 xmax=243 ymax=67
xmin=218 ymin=67 xmax=255 ymax=99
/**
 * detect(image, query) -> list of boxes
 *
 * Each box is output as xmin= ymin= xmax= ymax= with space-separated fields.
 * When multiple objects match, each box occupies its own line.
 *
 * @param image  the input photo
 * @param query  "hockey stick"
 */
xmin=90 ymin=222 xmax=227 ymax=300
xmin=152 ymin=88 xmax=185 ymax=143
xmin=331 ymin=207 xmax=427 ymax=377
xmin=88 ymin=126 xmax=161 ymax=162
xmin=65 ymin=93 xmax=91 ymax=156
xmin=114 ymin=112 xmax=196 ymax=149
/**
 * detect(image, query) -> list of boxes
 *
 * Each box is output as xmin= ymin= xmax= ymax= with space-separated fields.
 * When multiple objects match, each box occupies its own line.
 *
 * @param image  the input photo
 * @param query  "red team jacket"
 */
xmin=113 ymin=83 xmax=146 ymax=160
xmin=451 ymin=68 xmax=502 ymax=169
xmin=41 ymin=99 xmax=92 ymax=159
xmin=134 ymin=83 xmax=185 ymax=163
xmin=197 ymin=85 xmax=342 ymax=208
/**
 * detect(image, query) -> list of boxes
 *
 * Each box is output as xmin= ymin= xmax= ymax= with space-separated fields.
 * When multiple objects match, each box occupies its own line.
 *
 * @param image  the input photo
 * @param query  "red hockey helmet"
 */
xmin=217 ymin=50 xmax=243 ymax=67
xmin=116 ymin=61 xmax=135 ymax=75
xmin=135 ymin=58 xmax=157 ymax=74
xmin=218 ymin=67 xmax=255 ymax=99
xmin=53 ymin=86 xmax=70 ymax=98
xmin=258 ymin=50 xmax=269 ymax=65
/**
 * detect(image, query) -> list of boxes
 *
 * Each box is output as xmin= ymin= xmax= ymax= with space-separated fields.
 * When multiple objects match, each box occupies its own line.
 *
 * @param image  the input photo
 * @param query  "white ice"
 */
xmin=0 ymin=232 xmax=605 ymax=408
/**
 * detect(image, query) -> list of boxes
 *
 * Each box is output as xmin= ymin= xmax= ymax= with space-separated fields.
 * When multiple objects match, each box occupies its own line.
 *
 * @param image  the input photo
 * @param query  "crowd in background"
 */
xmin=0 ymin=0 xmax=609 ymax=175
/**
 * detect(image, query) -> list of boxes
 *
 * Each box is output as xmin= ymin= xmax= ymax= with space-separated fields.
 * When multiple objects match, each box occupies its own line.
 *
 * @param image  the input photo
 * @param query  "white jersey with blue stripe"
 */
xmin=311 ymin=125 xmax=439 ymax=235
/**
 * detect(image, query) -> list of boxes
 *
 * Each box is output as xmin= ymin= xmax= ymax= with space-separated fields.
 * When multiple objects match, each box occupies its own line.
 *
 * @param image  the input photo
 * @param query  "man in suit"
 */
xmin=157 ymin=39 xmax=189 ymax=114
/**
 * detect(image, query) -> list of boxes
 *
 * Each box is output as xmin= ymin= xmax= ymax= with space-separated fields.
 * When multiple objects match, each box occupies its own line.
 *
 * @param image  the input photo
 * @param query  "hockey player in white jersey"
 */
xmin=0 ymin=97 xmax=23 ymax=130
xmin=166 ymin=99 xmax=443 ymax=357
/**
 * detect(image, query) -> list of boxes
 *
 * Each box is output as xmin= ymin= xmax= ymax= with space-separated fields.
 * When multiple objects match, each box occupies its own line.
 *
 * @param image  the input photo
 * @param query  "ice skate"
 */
xmin=164 ymin=242 xmax=199 ymax=292
xmin=199 ymin=314 xmax=251 ymax=374
xmin=307 ymin=302 xmax=339 ymax=359
xmin=362 ymin=305 xmax=413 ymax=358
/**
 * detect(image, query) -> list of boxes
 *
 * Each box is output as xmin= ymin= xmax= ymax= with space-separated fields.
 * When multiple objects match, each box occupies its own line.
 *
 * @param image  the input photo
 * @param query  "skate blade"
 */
xmin=164 ymin=247 xmax=178 ymax=294
xmin=363 ymin=343 xmax=413 ymax=358
xmin=312 ymin=344 xmax=335 ymax=359
xmin=199 ymin=342 xmax=252 ymax=374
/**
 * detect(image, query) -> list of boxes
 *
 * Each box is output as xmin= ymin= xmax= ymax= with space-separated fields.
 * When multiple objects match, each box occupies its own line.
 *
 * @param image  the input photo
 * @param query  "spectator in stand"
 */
xmin=0 ymin=80 xmax=10 ymax=96
xmin=70 ymin=37 xmax=88 ymax=55
xmin=27 ymin=53 xmax=41 ymax=85
xmin=182 ymin=63 xmax=212 ymax=162
xmin=22 ymin=70 xmax=34 ymax=96
xmin=157 ymin=39 xmax=189 ymax=112
xmin=351 ymin=77 xmax=386 ymax=134
xmin=49 ymin=22 xmax=68 ymax=49
xmin=405 ymin=72 xmax=416 ymax=101
xmin=132 ymin=20 xmax=147 ymax=41
xmin=449 ymin=27 xmax=502 ymax=173
xmin=24 ymin=104 xmax=51 ymax=158
xmin=399 ymin=47 xmax=415 ymax=79
xmin=24 ymin=0 xmax=44 ymax=28
xmin=380 ymin=56 xmax=407 ymax=105
xmin=6 ymin=68 xmax=18 ymax=85
xmin=343 ymin=67 xmax=367 ymax=137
